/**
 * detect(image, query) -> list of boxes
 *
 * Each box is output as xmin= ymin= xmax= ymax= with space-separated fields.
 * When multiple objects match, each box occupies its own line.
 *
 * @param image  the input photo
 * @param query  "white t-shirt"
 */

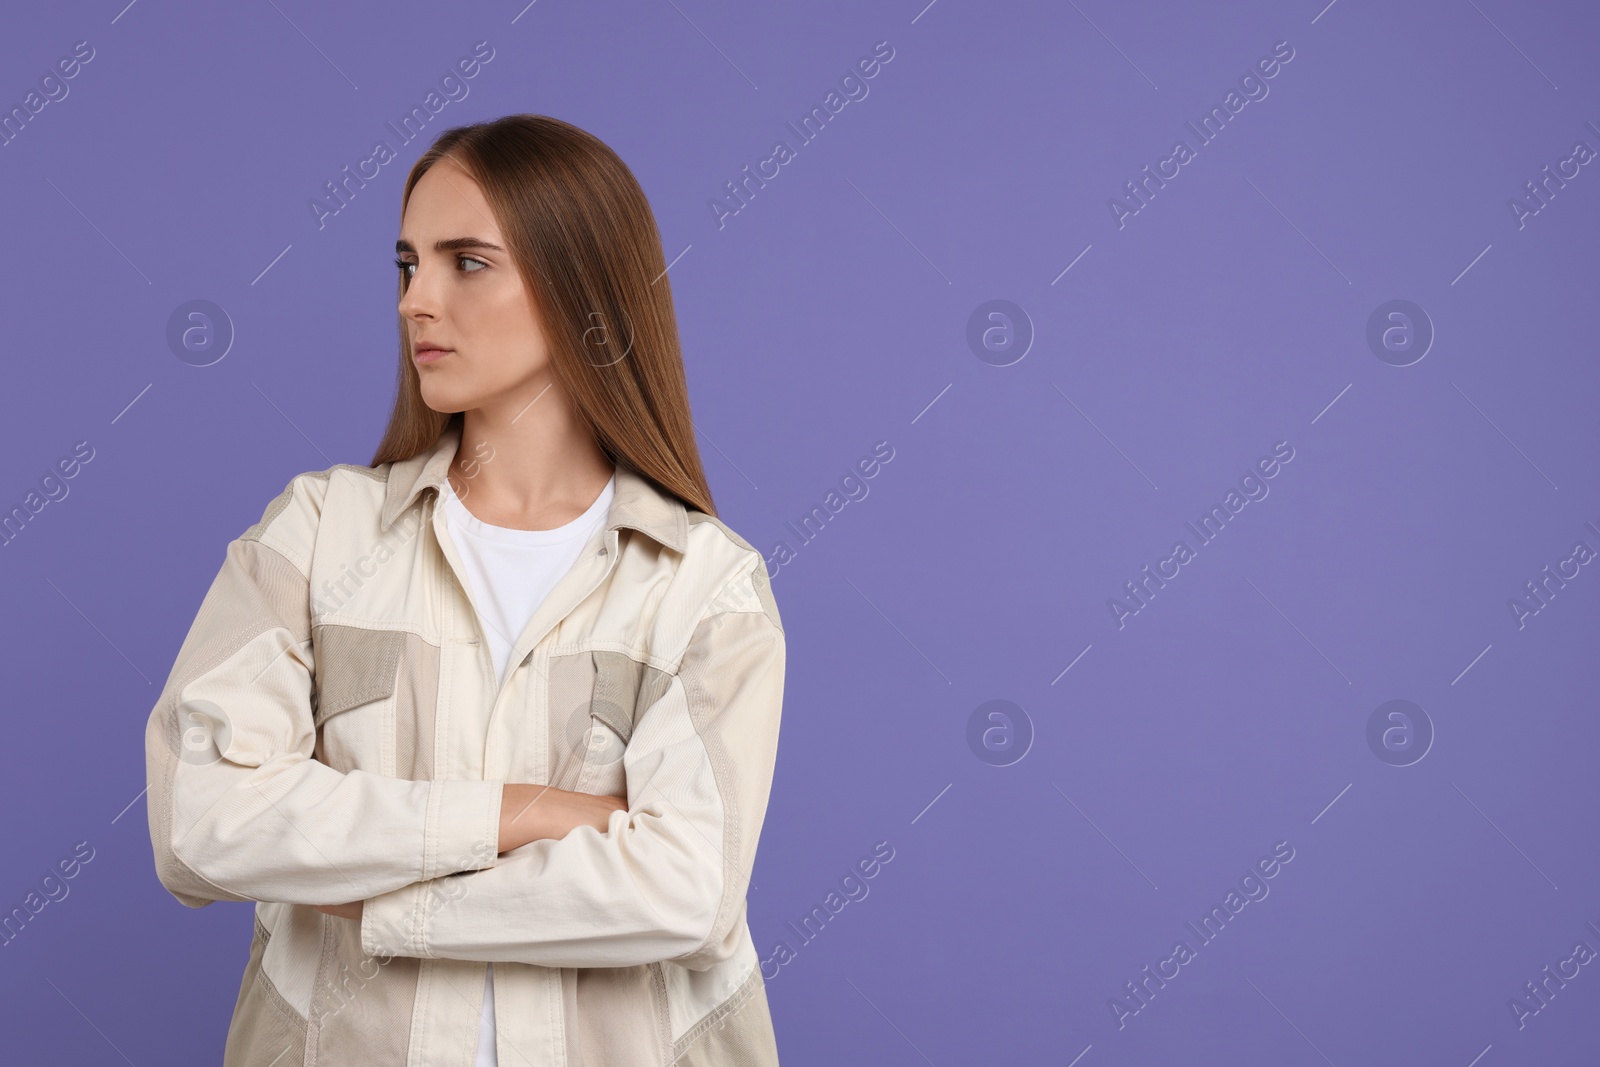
xmin=438 ymin=470 xmax=616 ymax=1067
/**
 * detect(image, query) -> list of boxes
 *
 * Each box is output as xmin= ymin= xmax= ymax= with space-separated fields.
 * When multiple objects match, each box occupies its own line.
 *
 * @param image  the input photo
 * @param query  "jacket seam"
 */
xmin=671 ymin=603 xmax=782 ymax=966
xmin=675 ymin=674 xmax=741 ymax=967
xmin=257 ymin=514 xmax=314 ymax=580
xmin=247 ymin=468 xmax=357 ymax=577
xmin=668 ymin=962 xmax=764 ymax=1062
xmin=546 ymin=640 xmax=675 ymax=672
xmin=310 ymin=615 xmax=437 ymax=645
xmin=683 ymin=511 xmax=760 ymax=560
xmin=251 ymin=912 xmax=313 ymax=1032
xmin=417 ymin=790 xmax=442 ymax=945
xmin=241 ymin=483 xmax=297 ymax=544
xmin=248 ymin=465 xmax=378 ymax=550
xmin=257 ymin=965 xmax=312 ymax=1034
xmin=313 ymin=463 xmax=386 ymax=483
xmin=308 ymin=913 xmax=339 ymax=1028
xmin=649 ymin=961 xmax=674 ymax=1059
xmin=167 ymin=541 xmax=311 ymax=700
xmin=683 ymin=519 xmax=779 ymax=633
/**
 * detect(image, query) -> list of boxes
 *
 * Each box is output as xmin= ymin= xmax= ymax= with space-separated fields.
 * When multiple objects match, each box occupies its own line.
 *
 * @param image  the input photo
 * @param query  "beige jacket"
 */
xmin=143 ymin=422 xmax=786 ymax=1066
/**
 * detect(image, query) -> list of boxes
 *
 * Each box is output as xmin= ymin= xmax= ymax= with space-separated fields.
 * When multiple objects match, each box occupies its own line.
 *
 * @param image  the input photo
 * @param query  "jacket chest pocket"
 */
xmin=548 ymin=648 xmax=665 ymax=796
xmin=312 ymin=624 xmax=405 ymax=775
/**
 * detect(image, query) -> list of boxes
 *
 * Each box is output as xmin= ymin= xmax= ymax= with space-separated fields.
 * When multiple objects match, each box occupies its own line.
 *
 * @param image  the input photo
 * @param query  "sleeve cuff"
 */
xmin=363 ymin=779 xmax=501 ymax=960
xmin=423 ymin=778 xmax=503 ymax=881
xmin=361 ymin=878 xmax=428 ymax=959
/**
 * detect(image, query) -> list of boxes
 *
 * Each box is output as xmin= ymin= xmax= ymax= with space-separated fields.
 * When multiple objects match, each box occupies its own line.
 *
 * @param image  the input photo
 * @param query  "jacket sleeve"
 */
xmin=144 ymin=473 xmax=504 ymax=908
xmin=359 ymin=567 xmax=785 ymax=971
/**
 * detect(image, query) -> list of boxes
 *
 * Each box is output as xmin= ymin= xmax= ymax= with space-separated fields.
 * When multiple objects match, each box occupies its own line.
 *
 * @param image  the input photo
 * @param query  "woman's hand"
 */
xmin=310 ymin=901 xmax=364 ymax=920
xmin=499 ymin=784 xmax=627 ymax=853
xmin=303 ymin=786 xmax=627 ymax=916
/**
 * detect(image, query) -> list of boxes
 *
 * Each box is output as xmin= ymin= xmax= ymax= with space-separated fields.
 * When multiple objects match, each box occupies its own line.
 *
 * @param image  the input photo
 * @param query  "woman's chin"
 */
xmin=418 ymin=383 xmax=475 ymax=413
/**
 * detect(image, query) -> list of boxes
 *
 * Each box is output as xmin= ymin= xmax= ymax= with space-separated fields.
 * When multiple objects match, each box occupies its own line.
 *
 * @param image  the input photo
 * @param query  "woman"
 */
xmin=144 ymin=114 xmax=786 ymax=1066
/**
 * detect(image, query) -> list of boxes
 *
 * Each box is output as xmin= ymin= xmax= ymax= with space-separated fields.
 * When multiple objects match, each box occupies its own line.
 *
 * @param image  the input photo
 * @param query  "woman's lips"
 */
xmin=414 ymin=347 xmax=452 ymax=364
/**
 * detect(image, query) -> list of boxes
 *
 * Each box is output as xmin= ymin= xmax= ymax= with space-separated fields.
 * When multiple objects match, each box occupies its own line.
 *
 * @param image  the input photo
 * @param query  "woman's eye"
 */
xmin=393 ymin=256 xmax=486 ymax=279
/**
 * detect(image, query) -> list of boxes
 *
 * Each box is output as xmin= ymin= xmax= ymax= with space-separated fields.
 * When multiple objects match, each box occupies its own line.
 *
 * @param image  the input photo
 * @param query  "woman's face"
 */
xmin=396 ymin=160 xmax=551 ymax=415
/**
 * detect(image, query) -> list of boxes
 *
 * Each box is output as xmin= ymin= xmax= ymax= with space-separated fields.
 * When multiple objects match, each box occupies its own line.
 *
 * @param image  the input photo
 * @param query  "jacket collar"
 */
xmin=379 ymin=420 xmax=689 ymax=554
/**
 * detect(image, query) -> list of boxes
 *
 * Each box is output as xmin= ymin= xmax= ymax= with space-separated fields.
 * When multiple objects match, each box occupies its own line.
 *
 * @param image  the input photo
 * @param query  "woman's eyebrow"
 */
xmin=394 ymin=237 xmax=507 ymax=254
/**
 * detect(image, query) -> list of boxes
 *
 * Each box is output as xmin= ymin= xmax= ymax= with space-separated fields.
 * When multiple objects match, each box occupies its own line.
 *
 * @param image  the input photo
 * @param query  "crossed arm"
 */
xmin=146 ymin=521 xmax=784 ymax=971
xmin=308 ymin=783 xmax=625 ymax=920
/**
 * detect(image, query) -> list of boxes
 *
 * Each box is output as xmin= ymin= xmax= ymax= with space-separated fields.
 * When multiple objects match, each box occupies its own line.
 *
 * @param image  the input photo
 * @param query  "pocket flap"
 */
xmin=589 ymin=650 xmax=675 ymax=745
xmin=590 ymin=650 xmax=640 ymax=744
xmin=313 ymin=624 xmax=405 ymax=725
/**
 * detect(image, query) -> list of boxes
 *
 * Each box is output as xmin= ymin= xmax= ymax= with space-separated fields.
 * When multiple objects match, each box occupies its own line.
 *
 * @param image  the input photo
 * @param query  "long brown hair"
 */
xmin=370 ymin=114 xmax=715 ymax=517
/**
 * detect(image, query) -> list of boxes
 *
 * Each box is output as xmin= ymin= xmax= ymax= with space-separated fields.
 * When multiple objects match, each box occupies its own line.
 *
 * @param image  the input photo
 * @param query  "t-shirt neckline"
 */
xmin=440 ymin=473 xmax=614 ymax=547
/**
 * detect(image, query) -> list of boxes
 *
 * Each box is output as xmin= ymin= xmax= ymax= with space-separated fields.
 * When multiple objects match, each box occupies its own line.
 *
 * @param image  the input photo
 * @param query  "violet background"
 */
xmin=2 ymin=0 xmax=1598 ymax=1063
